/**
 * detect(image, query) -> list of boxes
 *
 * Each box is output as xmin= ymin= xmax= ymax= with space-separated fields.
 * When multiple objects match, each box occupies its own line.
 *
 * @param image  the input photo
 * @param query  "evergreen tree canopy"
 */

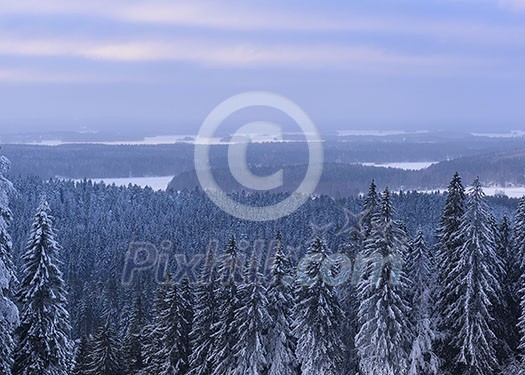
xmin=356 ymin=188 xmax=413 ymax=375
xmin=232 ymin=251 xmax=270 ymax=375
xmin=435 ymin=172 xmax=466 ymax=367
xmin=188 ymin=246 xmax=218 ymax=375
xmin=446 ymin=179 xmax=503 ymax=374
xmin=293 ymin=237 xmax=345 ymax=375
xmin=406 ymin=230 xmax=440 ymax=375
xmin=12 ymin=199 xmax=72 ymax=375
xmin=0 ymin=154 xmax=17 ymax=375
xmin=266 ymin=231 xmax=297 ymax=375
xmin=123 ymin=295 xmax=145 ymax=374
xmin=210 ymin=236 xmax=241 ymax=374
xmin=87 ymin=322 xmax=124 ymax=375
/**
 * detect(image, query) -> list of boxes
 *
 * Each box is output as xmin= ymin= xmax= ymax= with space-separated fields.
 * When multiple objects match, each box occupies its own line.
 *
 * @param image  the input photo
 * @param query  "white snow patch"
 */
xmin=419 ymin=186 xmax=525 ymax=198
xmin=360 ymin=162 xmax=438 ymax=170
xmin=472 ymin=130 xmax=525 ymax=138
xmin=338 ymin=130 xmax=428 ymax=137
xmin=25 ymin=139 xmax=64 ymax=146
xmin=17 ymin=134 xmax=299 ymax=146
xmin=22 ymin=135 xmax=204 ymax=146
xmin=75 ymin=176 xmax=174 ymax=191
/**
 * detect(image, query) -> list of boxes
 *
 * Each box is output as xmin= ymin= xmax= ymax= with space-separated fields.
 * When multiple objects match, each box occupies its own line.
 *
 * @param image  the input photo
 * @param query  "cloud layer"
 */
xmin=0 ymin=0 xmax=523 ymax=130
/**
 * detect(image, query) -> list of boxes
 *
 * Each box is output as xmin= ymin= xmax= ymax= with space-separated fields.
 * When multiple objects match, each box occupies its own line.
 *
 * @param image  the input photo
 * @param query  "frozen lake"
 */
xmin=24 ymin=135 xmax=220 ymax=146
xmin=420 ymin=186 xmax=525 ymax=198
xmin=20 ymin=134 xmax=300 ymax=146
xmin=77 ymin=176 xmax=525 ymax=198
xmin=77 ymin=176 xmax=174 ymax=191
xmin=360 ymin=162 xmax=437 ymax=170
xmin=338 ymin=130 xmax=428 ymax=137
xmin=472 ymin=130 xmax=525 ymax=138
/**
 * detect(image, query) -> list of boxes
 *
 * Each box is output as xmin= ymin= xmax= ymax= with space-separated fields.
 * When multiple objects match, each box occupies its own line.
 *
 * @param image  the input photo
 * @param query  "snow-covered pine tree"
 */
xmin=293 ymin=237 xmax=345 ymax=375
xmin=498 ymin=215 xmax=512 ymax=276
xmin=232 ymin=250 xmax=270 ymax=375
xmin=339 ymin=189 xmax=378 ymax=375
xmin=406 ymin=230 xmax=440 ymax=375
xmin=0 ymin=154 xmax=18 ymax=375
xmin=76 ymin=282 xmax=98 ymax=337
xmin=210 ymin=236 xmax=241 ymax=374
xmin=140 ymin=281 xmax=169 ymax=374
xmin=445 ymin=179 xmax=503 ymax=374
xmin=266 ymin=232 xmax=297 ymax=375
xmin=72 ymin=335 xmax=92 ymax=375
xmin=435 ymin=172 xmax=466 ymax=367
xmin=519 ymin=281 xmax=525 ymax=369
xmin=87 ymin=322 xmax=125 ymax=375
xmin=360 ymin=180 xmax=379 ymax=239
xmin=514 ymin=198 xmax=525 ymax=369
xmin=355 ymin=188 xmax=413 ymax=375
xmin=241 ymin=252 xmax=252 ymax=284
xmin=156 ymin=280 xmax=189 ymax=375
xmin=123 ymin=295 xmax=145 ymax=374
xmin=102 ymin=277 xmax=123 ymax=334
xmin=179 ymin=277 xmax=194 ymax=374
xmin=514 ymin=197 xmax=525 ymax=293
xmin=496 ymin=215 xmax=519 ymax=356
xmin=188 ymin=246 xmax=218 ymax=375
xmin=137 ymin=325 xmax=155 ymax=375
xmin=12 ymin=198 xmax=72 ymax=375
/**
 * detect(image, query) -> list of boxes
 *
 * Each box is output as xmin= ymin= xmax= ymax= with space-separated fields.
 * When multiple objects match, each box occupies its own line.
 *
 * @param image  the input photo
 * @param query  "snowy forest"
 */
xmin=2 ymin=152 xmax=525 ymax=375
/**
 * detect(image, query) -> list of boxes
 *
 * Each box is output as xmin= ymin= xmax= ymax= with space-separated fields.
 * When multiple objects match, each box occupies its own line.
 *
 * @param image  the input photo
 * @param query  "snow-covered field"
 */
xmin=338 ymin=130 xmax=428 ymax=137
xmin=481 ymin=187 xmax=525 ymax=198
xmin=472 ymin=130 xmax=525 ymax=138
xmin=21 ymin=135 xmax=295 ymax=146
xmin=360 ymin=162 xmax=437 ymax=170
xmin=420 ymin=186 xmax=525 ymax=198
xmin=24 ymin=135 xmax=219 ymax=146
xmin=77 ymin=176 xmax=174 ymax=191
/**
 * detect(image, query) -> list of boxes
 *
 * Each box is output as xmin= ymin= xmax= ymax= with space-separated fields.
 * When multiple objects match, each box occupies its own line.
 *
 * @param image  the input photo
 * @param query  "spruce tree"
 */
xmin=339 ymin=263 xmax=359 ymax=373
xmin=72 ymin=335 xmax=92 ymax=375
xmin=496 ymin=215 xmax=519 ymax=355
xmin=293 ymin=237 xmax=345 ymax=375
xmin=87 ymin=322 xmax=124 ymax=375
xmin=123 ymin=295 xmax=145 ymax=374
xmin=360 ymin=180 xmax=379 ymax=239
xmin=518 ymin=281 xmax=525 ymax=369
xmin=355 ymin=188 xmax=413 ymax=375
xmin=188 ymin=246 xmax=218 ymax=375
xmin=141 ymin=281 xmax=169 ymax=374
xmin=514 ymin=198 xmax=525 ymax=368
xmin=179 ymin=277 xmax=194 ymax=374
xmin=514 ymin=197 xmax=525 ymax=292
xmin=232 ymin=251 xmax=270 ymax=375
xmin=446 ymin=179 xmax=503 ymax=374
xmin=266 ymin=232 xmax=297 ymax=375
xmin=340 ymin=187 xmax=379 ymax=374
xmin=210 ymin=236 xmax=241 ymax=374
xmin=435 ymin=172 xmax=466 ymax=367
xmin=156 ymin=281 xmax=189 ymax=374
xmin=12 ymin=199 xmax=72 ymax=375
xmin=0 ymin=155 xmax=18 ymax=375
xmin=406 ymin=230 xmax=440 ymax=374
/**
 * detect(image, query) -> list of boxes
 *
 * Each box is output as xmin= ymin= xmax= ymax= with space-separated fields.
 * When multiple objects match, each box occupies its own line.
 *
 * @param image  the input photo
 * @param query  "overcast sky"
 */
xmin=0 ymin=0 xmax=524 ymax=134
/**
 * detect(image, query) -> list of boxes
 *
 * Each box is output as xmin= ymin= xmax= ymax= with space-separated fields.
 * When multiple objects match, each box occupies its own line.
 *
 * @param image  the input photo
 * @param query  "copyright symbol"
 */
xmin=194 ymin=91 xmax=324 ymax=222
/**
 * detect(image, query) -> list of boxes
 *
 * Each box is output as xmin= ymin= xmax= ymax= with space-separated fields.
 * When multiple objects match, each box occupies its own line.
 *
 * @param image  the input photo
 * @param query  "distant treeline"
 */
xmin=169 ymin=151 xmax=525 ymax=197
xmin=2 ymin=134 xmax=525 ymax=180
